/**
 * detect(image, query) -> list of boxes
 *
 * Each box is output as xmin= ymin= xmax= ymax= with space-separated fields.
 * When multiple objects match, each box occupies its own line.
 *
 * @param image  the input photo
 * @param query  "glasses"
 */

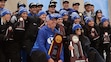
xmin=76 ymin=28 xmax=82 ymax=31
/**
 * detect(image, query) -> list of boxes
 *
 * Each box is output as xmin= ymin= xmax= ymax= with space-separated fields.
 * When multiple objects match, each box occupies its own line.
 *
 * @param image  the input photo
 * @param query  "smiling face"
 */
xmin=47 ymin=18 xmax=57 ymax=29
xmin=37 ymin=6 xmax=43 ymax=11
xmin=73 ymin=4 xmax=79 ymax=11
xmin=85 ymin=5 xmax=91 ymax=12
xmin=20 ymin=12 xmax=28 ymax=20
xmin=97 ymin=12 xmax=102 ymax=18
xmin=74 ymin=18 xmax=81 ymax=24
xmin=103 ymin=21 xmax=109 ymax=27
xmin=57 ymin=18 xmax=63 ymax=24
xmin=49 ymin=6 xmax=56 ymax=13
xmin=88 ymin=20 xmax=94 ymax=27
xmin=3 ymin=14 xmax=11 ymax=22
xmin=75 ymin=28 xmax=82 ymax=36
xmin=0 ymin=1 xmax=5 ymax=8
xmin=39 ymin=14 xmax=47 ymax=21
xmin=63 ymin=2 xmax=69 ymax=9
xmin=29 ymin=6 xmax=37 ymax=14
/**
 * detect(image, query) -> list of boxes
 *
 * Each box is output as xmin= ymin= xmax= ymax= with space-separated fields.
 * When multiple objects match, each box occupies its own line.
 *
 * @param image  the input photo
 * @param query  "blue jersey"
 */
xmin=32 ymin=25 xmax=64 ymax=61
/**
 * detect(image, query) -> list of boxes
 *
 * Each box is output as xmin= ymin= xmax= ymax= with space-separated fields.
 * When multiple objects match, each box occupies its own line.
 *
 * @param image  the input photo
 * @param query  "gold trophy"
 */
xmin=70 ymin=35 xmax=87 ymax=62
xmin=5 ymin=26 xmax=14 ymax=40
xmin=48 ymin=34 xmax=63 ymax=62
xmin=15 ymin=17 xmax=25 ymax=30
xmin=103 ymin=32 xmax=110 ymax=44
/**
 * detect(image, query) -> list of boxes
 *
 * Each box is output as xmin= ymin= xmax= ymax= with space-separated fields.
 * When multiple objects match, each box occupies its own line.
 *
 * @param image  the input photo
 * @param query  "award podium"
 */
xmin=70 ymin=35 xmax=87 ymax=62
xmin=15 ymin=17 xmax=25 ymax=30
xmin=48 ymin=34 xmax=63 ymax=62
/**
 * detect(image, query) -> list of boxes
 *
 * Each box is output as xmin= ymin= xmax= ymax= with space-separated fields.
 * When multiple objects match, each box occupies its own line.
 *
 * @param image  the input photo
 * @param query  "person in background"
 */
xmin=31 ymin=14 xmax=64 ymax=62
xmin=83 ymin=2 xmax=95 ymax=19
xmin=83 ymin=17 xmax=100 ymax=52
xmin=36 ymin=3 xmax=43 ymax=13
xmin=95 ymin=9 xmax=103 ymax=25
xmin=71 ymin=2 xmax=80 ymax=14
xmin=60 ymin=0 xmax=72 ymax=14
xmin=46 ymin=3 xmax=59 ymax=15
xmin=28 ymin=2 xmax=38 ymax=17
xmin=99 ymin=17 xmax=111 ymax=62
xmin=69 ymin=24 xmax=105 ymax=62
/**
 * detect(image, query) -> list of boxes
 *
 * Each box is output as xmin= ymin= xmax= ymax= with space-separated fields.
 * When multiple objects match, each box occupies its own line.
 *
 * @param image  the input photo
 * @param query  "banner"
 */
xmin=84 ymin=0 xmax=109 ymax=18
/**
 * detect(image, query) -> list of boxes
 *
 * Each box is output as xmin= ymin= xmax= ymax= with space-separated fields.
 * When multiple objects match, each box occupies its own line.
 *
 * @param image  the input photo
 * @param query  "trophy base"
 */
xmin=15 ymin=28 xmax=25 ymax=31
xmin=75 ymin=60 xmax=86 ymax=62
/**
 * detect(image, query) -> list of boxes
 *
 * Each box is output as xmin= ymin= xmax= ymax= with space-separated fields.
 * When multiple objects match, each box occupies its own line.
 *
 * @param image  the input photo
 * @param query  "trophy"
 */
xmin=103 ymin=32 xmax=110 ymax=44
xmin=15 ymin=17 xmax=25 ymax=30
xmin=48 ymin=34 xmax=63 ymax=62
xmin=70 ymin=35 xmax=87 ymax=62
xmin=5 ymin=26 xmax=14 ymax=41
xmin=91 ymin=28 xmax=100 ymax=40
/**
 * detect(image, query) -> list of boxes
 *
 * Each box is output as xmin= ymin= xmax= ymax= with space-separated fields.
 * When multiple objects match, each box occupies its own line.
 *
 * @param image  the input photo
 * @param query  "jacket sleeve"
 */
xmin=32 ymin=29 xmax=51 ymax=60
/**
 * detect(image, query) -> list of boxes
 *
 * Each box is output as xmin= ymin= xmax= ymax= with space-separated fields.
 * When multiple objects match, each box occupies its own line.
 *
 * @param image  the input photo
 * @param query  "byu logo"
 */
xmin=47 ymin=37 xmax=54 ymax=44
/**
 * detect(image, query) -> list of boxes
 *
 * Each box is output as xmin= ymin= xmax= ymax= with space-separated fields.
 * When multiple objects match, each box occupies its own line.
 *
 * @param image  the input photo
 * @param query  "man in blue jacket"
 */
xmin=31 ymin=13 xmax=64 ymax=62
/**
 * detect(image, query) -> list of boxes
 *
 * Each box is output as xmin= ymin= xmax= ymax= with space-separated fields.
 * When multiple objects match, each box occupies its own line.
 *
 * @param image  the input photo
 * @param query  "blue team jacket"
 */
xmin=32 ymin=25 xmax=64 ymax=61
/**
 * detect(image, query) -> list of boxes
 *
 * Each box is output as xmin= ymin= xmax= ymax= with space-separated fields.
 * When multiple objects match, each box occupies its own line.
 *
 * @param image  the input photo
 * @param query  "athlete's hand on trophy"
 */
xmin=68 ymin=45 xmax=74 ymax=50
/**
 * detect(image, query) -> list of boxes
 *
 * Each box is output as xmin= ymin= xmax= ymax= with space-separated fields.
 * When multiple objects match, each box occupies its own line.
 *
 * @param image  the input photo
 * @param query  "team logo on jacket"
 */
xmin=47 ymin=37 xmax=54 ymax=44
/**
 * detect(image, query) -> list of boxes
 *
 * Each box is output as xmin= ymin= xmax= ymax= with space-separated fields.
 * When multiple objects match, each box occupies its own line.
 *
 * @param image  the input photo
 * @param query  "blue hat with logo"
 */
xmin=101 ymin=17 xmax=109 ymax=23
xmin=56 ymin=14 xmax=62 ymax=19
xmin=1 ymin=9 xmax=11 ymax=17
xmin=85 ymin=17 xmax=94 ymax=24
xmin=70 ymin=12 xmax=80 ymax=21
xmin=19 ymin=7 xmax=28 ymax=15
xmin=59 ymin=10 xmax=68 ymax=16
xmin=37 ymin=11 xmax=47 ymax=17
xmin=46 ymin=13 xmax=58 ymax=21
xmin=72 ymin=24 xmax=82 ymax=32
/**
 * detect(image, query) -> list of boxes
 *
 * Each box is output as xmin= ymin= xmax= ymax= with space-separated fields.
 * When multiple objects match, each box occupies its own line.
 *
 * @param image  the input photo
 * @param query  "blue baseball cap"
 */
xmin=59 ymin=10 xmax=68 ymax=16
xmin=46 ymin=13 xmax=58 ymax=21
